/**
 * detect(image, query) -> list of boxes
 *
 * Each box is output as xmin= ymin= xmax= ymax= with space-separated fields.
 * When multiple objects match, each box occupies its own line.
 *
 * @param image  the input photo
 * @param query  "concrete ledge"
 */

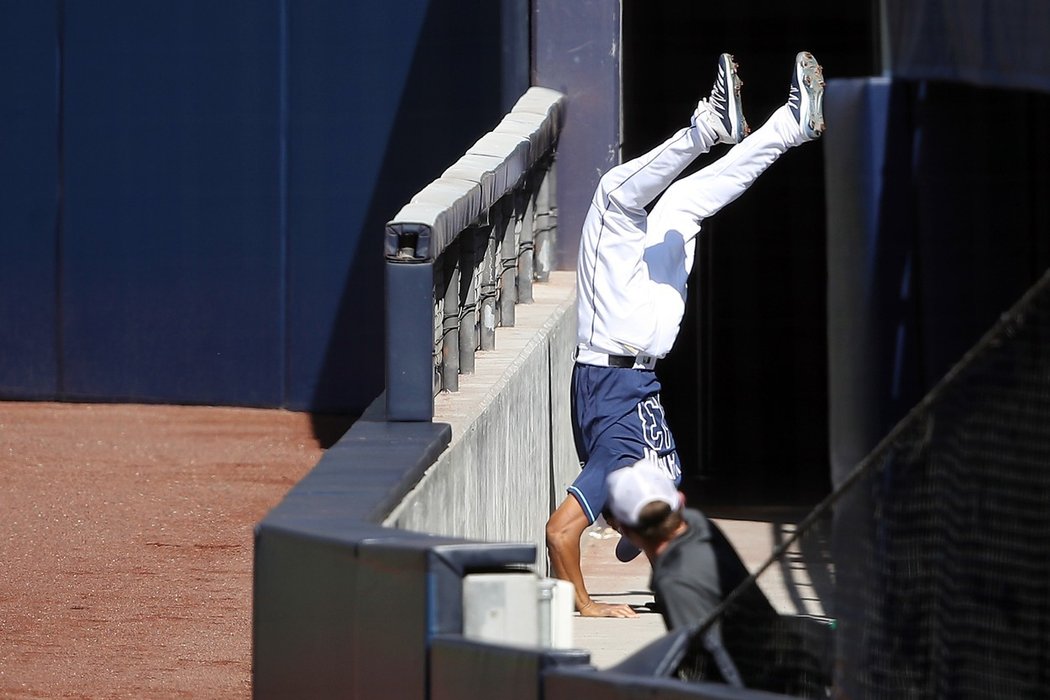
xmin=253 ymin=271 xmax=581 ymax=697
xmin=384 ymin=271 xmax=578 ymax=568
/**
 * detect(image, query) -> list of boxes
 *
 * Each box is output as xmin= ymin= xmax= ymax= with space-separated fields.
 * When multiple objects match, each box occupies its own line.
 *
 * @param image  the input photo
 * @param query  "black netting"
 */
xmin=677 ymin=268 xmax=1050 ymax=699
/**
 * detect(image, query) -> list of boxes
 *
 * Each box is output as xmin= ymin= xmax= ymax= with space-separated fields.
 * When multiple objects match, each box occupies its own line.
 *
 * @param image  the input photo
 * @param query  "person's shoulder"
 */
xmin=658 ymin=510 xmax=711 ymax=566
xmin=680 ymin=508 xmax=712 ymax=539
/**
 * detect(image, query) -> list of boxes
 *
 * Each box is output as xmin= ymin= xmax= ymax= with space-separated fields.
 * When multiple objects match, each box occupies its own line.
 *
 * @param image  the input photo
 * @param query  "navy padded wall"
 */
xmin=284 ymin=0 xmax=512 ymax=412
xmin=60 ymin=1 xmax=283 ymax=405
xmin=532 ymin=0 xmax=620 ymax=272
xmin=0 ymin=0 xmax=526 ymax=410
xmin=824 ymin=78 xmax=923 ymax=488
xmin=824 ymin=77 xmax=1050 ymax=490
xmin=886 ymin=0 xmax=1050 ymax=94
xmin=0 ymin=1 xmax=60 ymax=398
xmin=911 ymin=81 xmax=1050 ymax=387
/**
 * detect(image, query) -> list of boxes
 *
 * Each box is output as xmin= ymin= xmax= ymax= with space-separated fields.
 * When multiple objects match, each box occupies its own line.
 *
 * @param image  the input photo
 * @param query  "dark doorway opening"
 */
xmin=621 ymin=1 xmax=879 ymax=506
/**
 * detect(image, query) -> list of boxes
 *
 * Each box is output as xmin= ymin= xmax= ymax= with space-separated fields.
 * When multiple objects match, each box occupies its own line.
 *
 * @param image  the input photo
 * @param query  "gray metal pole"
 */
xmin=498 ymin=196 xmax=517 ymax=327
xmin=458 ymin=228 xmax=480 ymax=375
xmin=516 ymin=184 xmax=536 ymax=303
xmin=480 ymin=216 xmax=498 ymax=351
xmin=440 ymin=243 xmax=461 ymax=392
xmin=534 ymin=161 xmax=556 ymax=282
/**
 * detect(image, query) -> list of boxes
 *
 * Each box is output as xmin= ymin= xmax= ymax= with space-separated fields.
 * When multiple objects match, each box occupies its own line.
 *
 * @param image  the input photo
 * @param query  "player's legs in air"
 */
xmin=576 ymin=52 xmax=747 ymax=360
xmin=551 ymin=53 xmax=748 ymax=618
xmin=646 ymin=51 xmax=825 ymax=257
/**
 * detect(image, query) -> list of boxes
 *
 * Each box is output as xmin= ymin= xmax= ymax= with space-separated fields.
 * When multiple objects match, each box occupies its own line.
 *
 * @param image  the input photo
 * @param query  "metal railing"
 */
xmin=384 ymin=87 xmax=566 ymax=421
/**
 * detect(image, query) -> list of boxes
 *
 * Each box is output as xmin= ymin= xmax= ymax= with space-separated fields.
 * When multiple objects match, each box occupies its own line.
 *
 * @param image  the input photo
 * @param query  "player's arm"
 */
xmin=547 ymin=496 xmax=637 ymax=618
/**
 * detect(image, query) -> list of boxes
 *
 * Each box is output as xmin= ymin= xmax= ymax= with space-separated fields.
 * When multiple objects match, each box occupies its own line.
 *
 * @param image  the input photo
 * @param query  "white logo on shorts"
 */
xmin=638 ymin=396 xmax=671 ymax=450
xmin=638 ymin=396 xmax=681 ymax=481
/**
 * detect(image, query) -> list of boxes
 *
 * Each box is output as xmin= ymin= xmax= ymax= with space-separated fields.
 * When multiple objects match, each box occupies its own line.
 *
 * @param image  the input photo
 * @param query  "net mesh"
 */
xmin=676 ymin=267 xmax=1050 ymax=698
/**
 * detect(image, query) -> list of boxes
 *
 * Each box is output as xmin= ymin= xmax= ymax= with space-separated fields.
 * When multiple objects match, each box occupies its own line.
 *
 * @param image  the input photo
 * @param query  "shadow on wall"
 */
xmin=308 ymin=413 xmax=359 ymax=449
xmin=302 ymin=0 xmax=523 ymax=440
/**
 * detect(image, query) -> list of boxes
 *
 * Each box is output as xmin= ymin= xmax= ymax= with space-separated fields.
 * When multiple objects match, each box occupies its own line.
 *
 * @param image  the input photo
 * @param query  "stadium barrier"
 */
xmin=677 ymin=268 xmax=1050 ymax=697
xmin=254 ymin=87 xmax=587 ymax=699
xmin=384 ymin=86 xmax=565 ymax=421
xmin=254 ymin=86 xmax=804 ymax=699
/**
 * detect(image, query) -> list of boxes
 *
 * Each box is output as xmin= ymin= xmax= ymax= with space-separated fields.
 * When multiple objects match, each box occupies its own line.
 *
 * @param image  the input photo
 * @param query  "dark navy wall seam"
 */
xmin=278 ymin=0 xmax=290 ymax=408
xmin=54 ymin=0 xmax=66 ymax=397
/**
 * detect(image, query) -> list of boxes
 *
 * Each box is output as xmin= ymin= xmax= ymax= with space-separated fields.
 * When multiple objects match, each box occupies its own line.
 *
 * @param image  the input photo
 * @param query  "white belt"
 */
xmin=575 ymin=346 xmax=658 ymax=370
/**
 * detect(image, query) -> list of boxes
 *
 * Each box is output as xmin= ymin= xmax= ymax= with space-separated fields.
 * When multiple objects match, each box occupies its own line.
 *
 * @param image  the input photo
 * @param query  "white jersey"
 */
xmin=576 ymin=104 xmax=803 ymax=360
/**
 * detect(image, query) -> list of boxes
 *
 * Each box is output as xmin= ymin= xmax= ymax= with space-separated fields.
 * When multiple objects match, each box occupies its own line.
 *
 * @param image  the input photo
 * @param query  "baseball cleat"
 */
xmin=788 ymin=51 xmax=825 ymax=140
xmin=697 ymin=52 xmax=749 ymax=144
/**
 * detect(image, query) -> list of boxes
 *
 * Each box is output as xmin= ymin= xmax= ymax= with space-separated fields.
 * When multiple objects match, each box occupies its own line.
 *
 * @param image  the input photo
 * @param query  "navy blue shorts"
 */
xmin=568 ymin=363 xmax=682 ymax=523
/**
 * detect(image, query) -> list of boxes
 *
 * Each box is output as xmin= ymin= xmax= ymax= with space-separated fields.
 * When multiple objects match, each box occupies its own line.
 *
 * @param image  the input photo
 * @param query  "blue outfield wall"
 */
xmin=0 ymin=0 xmax=527 ymax=412
xmin=0 ymin=0 xmax=60 ymax=398
xmin=60 ymin=1 xmax=285 ymax=406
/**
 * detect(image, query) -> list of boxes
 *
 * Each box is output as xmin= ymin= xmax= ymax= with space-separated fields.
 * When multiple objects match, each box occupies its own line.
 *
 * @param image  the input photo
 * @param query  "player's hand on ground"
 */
xmin=579 ymin=600 xmax=638 ymax=618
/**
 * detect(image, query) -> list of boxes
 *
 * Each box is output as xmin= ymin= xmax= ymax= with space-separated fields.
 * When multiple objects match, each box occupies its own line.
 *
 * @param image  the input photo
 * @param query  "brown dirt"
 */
xmin=0 ymin=402 xmax=347 ymax=699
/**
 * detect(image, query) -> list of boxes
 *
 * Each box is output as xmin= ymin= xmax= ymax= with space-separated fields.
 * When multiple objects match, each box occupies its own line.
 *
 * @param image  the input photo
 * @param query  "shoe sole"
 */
xmin=795 ymin=51 xmax=825 ymax=139
xmin=720 ymin=53 xmax=749 ymax=143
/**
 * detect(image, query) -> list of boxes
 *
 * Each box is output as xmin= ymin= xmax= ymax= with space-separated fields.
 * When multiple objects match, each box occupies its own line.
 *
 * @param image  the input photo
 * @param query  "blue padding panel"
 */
xmin=254 ymin=513 xmax=537 ymax=698
xmin=824 ymin=78 xmax=920 ymax=487
xmin=0 ymin=2 xmax=59 ymax=397
xmin=431 ymin=635 xmax=590 ymax=700
xmin=275 ymin=418 xmax=453 ymax=524
xmin=253 ymin=524 xmax=366 ymax=699
xmin=532 ymin=0 xmax=620 ymax=271
xmin=283 ymin=1 xmax=514 ymax=411
xmin=886 ymin=0 xmax=1050 ymax=94
xmin=546 ymin=665 xmax=779 ymax=699
xmin=60 ymin=1 xmax=283 ymax=405
xmin=385 ymin=261 xmax=436 ymax=421
xmin=909 ymin=81 xmax=1044 ymax=388
xmin=825 ymin=77 xmax=1050 ymax=489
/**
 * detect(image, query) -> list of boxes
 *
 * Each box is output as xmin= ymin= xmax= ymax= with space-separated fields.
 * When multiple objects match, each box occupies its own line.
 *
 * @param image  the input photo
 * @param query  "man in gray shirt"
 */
xmin=605 ymin=458 xmax=832 ymax=694
xmin=603 ymin=457 xmax=776 ymax=631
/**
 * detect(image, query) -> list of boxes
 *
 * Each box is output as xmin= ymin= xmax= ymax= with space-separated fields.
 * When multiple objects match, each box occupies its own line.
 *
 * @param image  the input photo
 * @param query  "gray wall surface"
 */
xmin=385 ymin=272 xmax=578 ymax=571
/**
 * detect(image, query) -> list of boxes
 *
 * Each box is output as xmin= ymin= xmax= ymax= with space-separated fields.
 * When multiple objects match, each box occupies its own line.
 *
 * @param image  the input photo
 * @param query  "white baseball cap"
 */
xmin=606 ymin=457 xmax=680 ymax=529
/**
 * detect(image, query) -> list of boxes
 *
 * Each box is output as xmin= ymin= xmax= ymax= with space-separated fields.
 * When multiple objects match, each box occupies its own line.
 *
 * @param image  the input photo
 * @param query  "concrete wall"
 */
xmin=384 ymin=272 xmax=578 ymax=572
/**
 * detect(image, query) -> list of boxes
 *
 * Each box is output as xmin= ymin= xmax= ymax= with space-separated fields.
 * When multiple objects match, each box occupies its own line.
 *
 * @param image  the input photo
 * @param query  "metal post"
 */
xmin=440 ymin=243 xmax=461 ymax=392
xmin=458 ymin=228 xmax=480 ymax=375
xmin=534 ymin=159 xmax=556 ymax=282
xmin=498 ymin=196 xmax=517 ymax=327
xmin=516 ymin=183 xmax=536 ymax=303
xmin=480 ymin=216 xmax=499 ymax=351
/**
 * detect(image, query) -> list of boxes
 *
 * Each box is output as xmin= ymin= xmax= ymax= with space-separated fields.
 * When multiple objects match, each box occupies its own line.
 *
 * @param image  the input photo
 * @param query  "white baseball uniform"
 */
xmin=576 ymin=103 xmax=808 ymax=363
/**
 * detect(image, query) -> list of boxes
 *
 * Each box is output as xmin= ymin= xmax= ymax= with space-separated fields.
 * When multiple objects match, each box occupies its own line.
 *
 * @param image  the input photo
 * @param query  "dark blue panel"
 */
xmin=285 ymin=0 xmax=514 ymax=412
xmin=824 ymin=78 xmax=907 ymax=488
xmin=911 ymin=81 xmax=1045 ymax=389
xmin=61 ymin=1 xmax=283 ymax=405
xmin=431 ymin=635 xmax=589 ymax=700
xmin=533 ymin=0 xmax=620 ymax=271
xmin=886 ymin=0 xmax=1050 ymax=94
xmin=0 ymin=1 xmax=59 ymax=397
